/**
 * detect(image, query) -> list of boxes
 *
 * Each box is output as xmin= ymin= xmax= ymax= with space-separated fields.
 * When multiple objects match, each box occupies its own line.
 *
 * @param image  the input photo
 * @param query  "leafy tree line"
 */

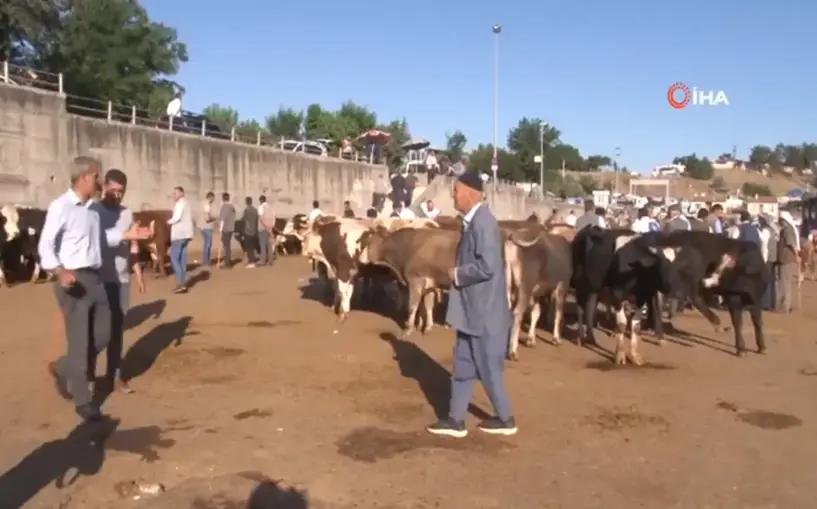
xmin=673 ymin=143 xmax=817 ymax=182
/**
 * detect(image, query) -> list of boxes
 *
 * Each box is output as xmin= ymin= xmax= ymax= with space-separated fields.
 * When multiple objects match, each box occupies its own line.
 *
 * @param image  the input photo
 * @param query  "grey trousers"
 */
xmin=777 ymin=263 xmax=796 ymax=311
xmin=449 ymin=330 xmax=513 ymax=422
xmin=53 ymin=269 xmax=112 ymax=407
xmin=258 ymin=230 xmax=272 ymax=264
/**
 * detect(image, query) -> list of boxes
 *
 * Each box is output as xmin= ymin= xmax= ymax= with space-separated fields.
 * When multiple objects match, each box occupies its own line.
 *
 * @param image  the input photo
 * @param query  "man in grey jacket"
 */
xmin=219 ymin=192 xmax=236 ymax=268
xmin=427 ymin=172 xmax=516 ymax=438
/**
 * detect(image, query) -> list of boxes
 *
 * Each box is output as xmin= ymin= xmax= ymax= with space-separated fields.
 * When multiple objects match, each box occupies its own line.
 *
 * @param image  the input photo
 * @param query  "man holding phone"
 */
xmin=38 ymin=156 xmax=150 ymax=421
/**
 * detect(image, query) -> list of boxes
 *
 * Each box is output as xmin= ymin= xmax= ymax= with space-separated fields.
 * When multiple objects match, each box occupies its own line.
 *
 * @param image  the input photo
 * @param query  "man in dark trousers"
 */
xmin=240 ymin=196 xmax=259 ymax=268
xmin=427 ymin=172 xmax=516 ymax=438
xmin=219 ymin=192 xmax=236 ymax=268
xmin=39 ymin=156 xmax=149 ymax=421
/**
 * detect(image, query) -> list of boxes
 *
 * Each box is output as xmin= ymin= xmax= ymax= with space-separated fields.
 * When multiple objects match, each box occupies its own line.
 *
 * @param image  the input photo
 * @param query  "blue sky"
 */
xmin=142 ymin=0 xmax=815 ymax=173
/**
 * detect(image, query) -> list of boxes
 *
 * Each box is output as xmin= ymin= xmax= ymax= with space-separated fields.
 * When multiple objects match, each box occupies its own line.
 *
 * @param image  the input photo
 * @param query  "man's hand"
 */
xmin=55 ymin=267 xmax=76 ymax=288
xmin=123 ymin=224 xmax=152 ymax=241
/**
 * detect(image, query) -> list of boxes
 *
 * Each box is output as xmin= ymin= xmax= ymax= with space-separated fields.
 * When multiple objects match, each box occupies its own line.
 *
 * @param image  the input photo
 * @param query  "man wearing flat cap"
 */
xmin=427 ymin=172 xmax=516 ymax=438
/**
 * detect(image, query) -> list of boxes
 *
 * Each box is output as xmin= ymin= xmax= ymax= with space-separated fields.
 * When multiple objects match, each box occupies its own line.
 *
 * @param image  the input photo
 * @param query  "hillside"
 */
xmin=564 ymin=168 xmax=810 ymax=199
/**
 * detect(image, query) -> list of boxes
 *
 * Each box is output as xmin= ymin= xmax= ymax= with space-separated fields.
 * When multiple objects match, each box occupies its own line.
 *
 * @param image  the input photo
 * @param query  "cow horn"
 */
xmin=510 ymin=228 xmax=542 ymax=248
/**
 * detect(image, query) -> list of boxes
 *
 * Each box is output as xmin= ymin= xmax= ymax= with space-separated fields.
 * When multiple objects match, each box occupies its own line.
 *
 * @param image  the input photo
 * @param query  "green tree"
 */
xmin=0 ymin=0 xmax=61 ymax=64
xmin=673 ymin=154 xmax=714 ymax=180
xmin=742 ymin=182 xmax=773 ymax=197
xmin=202 ymin=104 xmax=240 ymax=132
xmin=265 ymin=107 xmax=304 ymax=139
xmin=52 ymin=0 xmax=188 ymax=112
xmin=506 ymin=117 xmax=561 ymax=181
xmin=445 ymin=130 xmax=468 ymax=163
xmin=468 ymin=144 xmax=524 ymax=181
xmin=585 ymin=155 xmax=612 ymax=171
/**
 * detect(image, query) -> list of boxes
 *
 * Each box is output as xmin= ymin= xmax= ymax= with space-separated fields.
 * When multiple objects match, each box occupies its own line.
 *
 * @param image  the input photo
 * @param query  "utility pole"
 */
xmin=539 ymin=121 xmax=545 ymax=195
xmin=614 ymin=146 xmax=621 ymax=193
xmin=491 ymin=24 xmax=502 ymax=183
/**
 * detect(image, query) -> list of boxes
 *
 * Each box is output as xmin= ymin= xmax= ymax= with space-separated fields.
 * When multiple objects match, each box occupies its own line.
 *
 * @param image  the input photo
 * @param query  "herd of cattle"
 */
xmin=0 ymin=203 xmax=768 ymax=366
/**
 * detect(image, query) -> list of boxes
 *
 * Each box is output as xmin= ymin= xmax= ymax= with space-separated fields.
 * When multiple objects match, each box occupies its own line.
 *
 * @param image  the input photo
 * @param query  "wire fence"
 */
xmin=1 ymin=61 xmax=373 ymax=163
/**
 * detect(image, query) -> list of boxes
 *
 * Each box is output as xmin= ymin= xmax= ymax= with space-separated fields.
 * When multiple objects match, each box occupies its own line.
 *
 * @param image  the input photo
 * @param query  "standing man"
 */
xmin=90 ymin=169 xmax=145 ymax=394
xmin=240 ymin=196 xmax=259 ymax=268
xmin=219 ymin=192 xmax=236 ymax=268
xmin=427 ymin=172 xmax=516 ymax=438
xmin=168 ymin=186 xmax=194 ymax=293
xmin=664 ymin=204 xmax=691 ymax=232
xmin=777 ymin=211 xmax=800 ymax=313
xmin=257 ymin=195 xmax=275 ymax=266
xmin=308 ymin=200 xmax=323 ymax=222
xmin=342 ymin=200 xmax=356 ymax=218
xmin=39 ymin=156 xmax=149 ymax=421
xmin=574 ymin=201 xmax=603 ymax=231
xmin=709 ymin=204 xmax=726 ymax=234
xmin=200 ymin=191 xmax=216 ymax=266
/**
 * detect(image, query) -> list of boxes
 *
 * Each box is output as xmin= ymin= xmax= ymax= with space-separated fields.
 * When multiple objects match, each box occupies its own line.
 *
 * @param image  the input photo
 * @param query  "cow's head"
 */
xmin=356 ymin=226 xmax=389 ymax=265
xmin=284 ymin=213 xmax=309 ymax=240
xmin=646 ymin=245 xmax=685 ymax=293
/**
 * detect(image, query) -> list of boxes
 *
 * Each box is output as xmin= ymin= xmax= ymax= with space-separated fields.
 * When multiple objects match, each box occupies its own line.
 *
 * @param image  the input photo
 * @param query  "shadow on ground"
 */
xmin=122 ymin=316 xmax=195 ymax=382
xmin=380 ymin=332 xmax=489 ymax=420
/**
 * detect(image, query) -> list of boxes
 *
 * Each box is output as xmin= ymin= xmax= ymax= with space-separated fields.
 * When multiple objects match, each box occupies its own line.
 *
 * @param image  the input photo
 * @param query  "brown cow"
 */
xmin=504 ymin=227 xmax=573 ymax=360
xmin=357 ymin=226 xmax=459 ymax=337
xmin=132 ymin=210 xmax=172 ymax=276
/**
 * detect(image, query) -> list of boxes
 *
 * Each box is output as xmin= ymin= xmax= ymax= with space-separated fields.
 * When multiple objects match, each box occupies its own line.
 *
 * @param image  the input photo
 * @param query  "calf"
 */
xmin=651 ymin=230 xmax=768 ymax=357
xmin=504 ymin=227 xmax=573 ymax=360
xmin=357 ymin=226 xmax=459 ymax=337
xmin=132 ymin=210 xmax=172 ymax=276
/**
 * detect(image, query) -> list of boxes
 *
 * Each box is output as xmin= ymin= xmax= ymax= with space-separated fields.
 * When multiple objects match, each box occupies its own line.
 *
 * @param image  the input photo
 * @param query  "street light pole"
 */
xmin=491 ymin=24 xmax=501 ymax=183
xmin=614 ymin=146 xmax=621 ymax=193
xmin=539 ymin=121 xmax=546 ymax=195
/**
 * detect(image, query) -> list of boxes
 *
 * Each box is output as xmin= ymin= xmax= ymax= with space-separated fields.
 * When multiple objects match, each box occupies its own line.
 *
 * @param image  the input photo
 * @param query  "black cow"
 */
xmin=0 ymin=206 xmax=48 ymax=285
xmin=571 ymin=227 xmax=671 ymax=364
xmin=650 ymin=230 xmax=767 ymax=357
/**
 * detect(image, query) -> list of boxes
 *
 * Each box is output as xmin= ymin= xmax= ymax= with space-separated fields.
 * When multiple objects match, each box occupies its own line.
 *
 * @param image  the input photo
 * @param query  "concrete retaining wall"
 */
xmin=0 ymin=84 xmax=388 ymax=217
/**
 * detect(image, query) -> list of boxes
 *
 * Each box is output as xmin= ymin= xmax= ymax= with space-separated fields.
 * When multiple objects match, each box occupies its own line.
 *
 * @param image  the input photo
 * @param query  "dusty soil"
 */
xmin=1 ymin=255 xmax=816 ymax=508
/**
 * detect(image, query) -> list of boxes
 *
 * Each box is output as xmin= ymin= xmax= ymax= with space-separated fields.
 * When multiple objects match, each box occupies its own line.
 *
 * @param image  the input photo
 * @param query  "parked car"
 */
xmin=276 ymin=139 xmax=328 ymax=157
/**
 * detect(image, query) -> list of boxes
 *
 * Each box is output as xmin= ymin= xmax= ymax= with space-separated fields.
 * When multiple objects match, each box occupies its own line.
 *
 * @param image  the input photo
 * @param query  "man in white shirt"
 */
xmin=420 ymin=200 xmax=440 ymax=219
xmin=399 ymin=204 xmax=416 ymax=220
xmin=40 ymin=156 xmax=149 ymax=421
xmin=425 ymin=151 xmax=438 ymax=171
xmin=308 ymin=200 xmax=323 ymax=222
xmin=167 ymin=186 xmax=194 ymax=293
xmin=565 ymin=211 xmax=577 ymax=227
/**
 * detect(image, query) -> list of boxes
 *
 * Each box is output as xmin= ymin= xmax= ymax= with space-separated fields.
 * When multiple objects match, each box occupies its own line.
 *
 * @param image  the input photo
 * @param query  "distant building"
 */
xmin=746 ymin=196 xmax=779 ymax=217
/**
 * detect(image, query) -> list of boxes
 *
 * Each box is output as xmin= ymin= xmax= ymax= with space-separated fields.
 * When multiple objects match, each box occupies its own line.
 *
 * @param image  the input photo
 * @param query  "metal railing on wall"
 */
xmin=1 ymin=61 xmax=371 ymax=163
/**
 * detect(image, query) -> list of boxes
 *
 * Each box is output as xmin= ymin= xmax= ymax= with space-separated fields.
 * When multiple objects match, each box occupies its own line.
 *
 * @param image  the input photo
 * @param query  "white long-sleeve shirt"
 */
xmin=38 ymin=190 xmax=106 ymax=271
xmin=167 ymin=198 xmax=193 ymax=240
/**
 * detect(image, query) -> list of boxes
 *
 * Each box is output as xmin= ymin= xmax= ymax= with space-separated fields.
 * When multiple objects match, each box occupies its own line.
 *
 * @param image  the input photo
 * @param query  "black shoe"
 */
xmin=426 ymin=418 xmax=467 ymax=438
xmin=478 ymin=417 xmax=518 ymax=436
xmin=75 ymin=403 xmax=103 ymax=422
xmin=48 ymin=362 xmax=72 ymax=401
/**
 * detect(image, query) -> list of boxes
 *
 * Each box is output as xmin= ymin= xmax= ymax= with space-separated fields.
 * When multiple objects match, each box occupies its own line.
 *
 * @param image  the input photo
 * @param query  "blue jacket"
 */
xmin=445 ymin=205 xmax=511 ymax=338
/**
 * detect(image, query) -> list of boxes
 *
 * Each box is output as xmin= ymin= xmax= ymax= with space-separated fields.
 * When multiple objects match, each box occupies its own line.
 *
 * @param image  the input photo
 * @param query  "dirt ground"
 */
xmin=1 ymin=253 xmax=816 ymax=509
